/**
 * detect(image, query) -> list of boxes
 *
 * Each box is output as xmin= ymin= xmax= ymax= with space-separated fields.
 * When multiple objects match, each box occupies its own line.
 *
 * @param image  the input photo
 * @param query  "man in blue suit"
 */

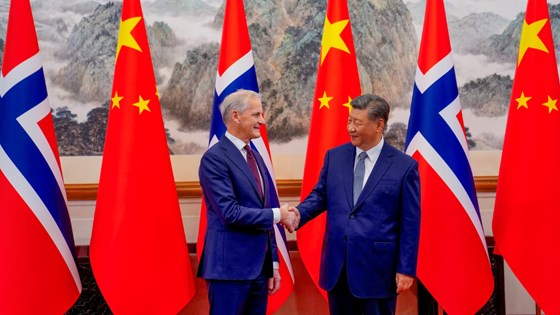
xmin=292 ymin=94 xmax=421 ymax=315
xmin=198 ymin=89 xmax=296 ymax=315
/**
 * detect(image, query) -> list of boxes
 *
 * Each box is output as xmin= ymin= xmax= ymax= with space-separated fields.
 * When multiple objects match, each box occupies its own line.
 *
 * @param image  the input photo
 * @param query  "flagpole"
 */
xmin=536 ymin=304 xmax=541 ymax=315
xmin=437 ymin=304 xmax=444 ymax=315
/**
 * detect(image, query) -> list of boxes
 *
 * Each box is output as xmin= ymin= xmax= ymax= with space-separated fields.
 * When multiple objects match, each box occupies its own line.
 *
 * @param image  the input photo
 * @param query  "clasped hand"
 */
xmin=279 ymin=204 xmax=300 ymax=232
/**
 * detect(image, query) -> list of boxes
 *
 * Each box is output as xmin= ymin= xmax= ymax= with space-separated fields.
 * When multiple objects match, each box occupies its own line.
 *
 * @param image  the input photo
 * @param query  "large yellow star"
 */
xmin=518 ymin=18 xmax=549 ymax=65
xmin=320 ymin=17 xmax=350 ymax=65
xmin=116 ymin=16 xmax=143 ymax=59
xmin=318 ymin=91 xmax=333 ymax=109
xmin=132 ymin=95 xmax=151 ymax=114
xmin=342 ymin=96 xmax=353 ymax=112
xmin=111 ymin=91 xmax=123 ymax=109
xmin=542 ymin=95 xmax=558 ymax=113
xmin=515 ymin=91 xmax=531 ymax=109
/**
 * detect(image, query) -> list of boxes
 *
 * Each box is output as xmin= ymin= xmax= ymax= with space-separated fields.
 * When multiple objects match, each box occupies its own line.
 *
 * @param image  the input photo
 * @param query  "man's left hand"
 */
xmin=269 ymin=269 xmax=281 ymax=295
xmin=396 ymin=273 xmax=414 ymax=294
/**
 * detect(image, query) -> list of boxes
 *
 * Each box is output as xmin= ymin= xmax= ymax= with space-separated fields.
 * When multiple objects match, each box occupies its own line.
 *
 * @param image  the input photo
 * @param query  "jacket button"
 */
xmin=350 ymin=214 xmax=355 ymax=219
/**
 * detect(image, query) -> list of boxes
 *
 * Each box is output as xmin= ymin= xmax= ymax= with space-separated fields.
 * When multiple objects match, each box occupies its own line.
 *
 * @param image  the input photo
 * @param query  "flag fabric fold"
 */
xmin=89 ymin=0 xmax=195 ymax=313
xmin=492 ymin=0 xmax=560 ymax=313
xmin=404 ymin=0 xmax=494 ymax=314
xmin=195 ymin=0 xmax=294 ymax=312
xmin=297 ymin=0 xmax=361 ymax=300
xmin=0 ymin=0 xmax=82 ymax=313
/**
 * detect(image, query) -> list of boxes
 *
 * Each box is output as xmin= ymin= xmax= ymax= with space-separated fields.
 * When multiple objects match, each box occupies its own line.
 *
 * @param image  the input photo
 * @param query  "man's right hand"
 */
xmin=288 ymin=206 xmax=300 ymax=228
xmin=279 ymin=204 xmax=297 ymax=232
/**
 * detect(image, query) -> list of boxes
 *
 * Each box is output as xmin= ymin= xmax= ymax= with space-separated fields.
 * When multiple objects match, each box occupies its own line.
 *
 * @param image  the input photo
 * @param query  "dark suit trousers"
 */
xmin=328 ymin=265 xmax=397 ymax=315
xmin=206 ymin=271 xmax=268 ymax=315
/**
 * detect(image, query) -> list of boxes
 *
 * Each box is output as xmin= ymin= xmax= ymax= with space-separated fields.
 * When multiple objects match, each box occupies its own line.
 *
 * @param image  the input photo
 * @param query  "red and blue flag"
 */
xmin=196 ymin=0 xmax=294 ymax=312
xmin=0 ymin=0 xmax=81 ymax=313
xmin=404 ymin=0 xmax=493 ymax=314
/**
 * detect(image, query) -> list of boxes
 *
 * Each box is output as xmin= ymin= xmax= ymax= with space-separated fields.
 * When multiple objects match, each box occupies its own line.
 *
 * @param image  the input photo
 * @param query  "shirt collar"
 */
xmin=356 ymin=137 xmax=384 ymax=160
xmin=225 ymin=131 xmax=248 ymax=152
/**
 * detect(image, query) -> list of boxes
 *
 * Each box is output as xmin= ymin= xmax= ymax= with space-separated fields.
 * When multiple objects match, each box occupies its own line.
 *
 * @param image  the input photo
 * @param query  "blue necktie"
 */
xmin=353 ymin=152 xmax=367 ymax=205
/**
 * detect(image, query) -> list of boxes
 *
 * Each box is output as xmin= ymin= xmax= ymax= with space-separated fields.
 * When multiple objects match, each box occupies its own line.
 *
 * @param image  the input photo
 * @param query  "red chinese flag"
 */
xmin=89 ymin=0 xmax=195 ymax=313
xmin=492 ymin=0 xmax=560 ymax=313
xmin=297 ymin=0 xmax=361 ymax=300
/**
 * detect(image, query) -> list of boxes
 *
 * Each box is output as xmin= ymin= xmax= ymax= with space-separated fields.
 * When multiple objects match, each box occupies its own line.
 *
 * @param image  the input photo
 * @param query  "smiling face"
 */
xmin=231 ymin=97 xmax=265 ymax=143
xmin=347 ymin=108 xmax=384 ymax=151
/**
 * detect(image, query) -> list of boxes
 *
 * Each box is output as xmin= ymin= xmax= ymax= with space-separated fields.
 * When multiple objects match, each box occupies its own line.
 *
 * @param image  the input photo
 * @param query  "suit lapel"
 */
xmin=342 ymin=145 xmax=355 ymax=209
xmin=253 ymin=149 xmax=269 ymax=206
xmin=354 ymin=143 xmax=393 ymax=209
xmin=220 ymin=137 xmax=264 ymax=203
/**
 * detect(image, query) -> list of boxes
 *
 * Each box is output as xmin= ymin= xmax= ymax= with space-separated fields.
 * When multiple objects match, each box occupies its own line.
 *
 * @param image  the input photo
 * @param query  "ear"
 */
xmin=377 ymin=119 xmax=385 ymax=131
xmin=232 ymin=110 xmax=240 ymax=124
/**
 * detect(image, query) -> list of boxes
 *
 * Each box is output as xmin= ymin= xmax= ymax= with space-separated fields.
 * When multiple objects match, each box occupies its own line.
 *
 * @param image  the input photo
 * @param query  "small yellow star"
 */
xmin=542 ymin=95 xmax=558 ymax=113
xmin=320 ymin=17 xmax=350 ymax=65
xmin=515 ymin=91 xmax=531 ymax=109
xmin=132 ymin=95 xmax=151 ymax=114
xmin=318 ymin=91 xmax=333 ymax=109
xmin=342 ymin=96 xmax=353 ymax=112
xmin=111 ymin=91 xmax=124 ymax=109
xmin=155 ymin=86 xmax=160 ymax=99
xmin=518 ymin=18 xmax=549 ymax=65
xmin=116 ymin=16 xmax=143 ymax=59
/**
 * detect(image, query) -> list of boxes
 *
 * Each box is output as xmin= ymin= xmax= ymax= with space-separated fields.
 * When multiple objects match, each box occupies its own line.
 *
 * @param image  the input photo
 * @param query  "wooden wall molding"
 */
xmin=66 ymin=176 xmax=498 ymax=201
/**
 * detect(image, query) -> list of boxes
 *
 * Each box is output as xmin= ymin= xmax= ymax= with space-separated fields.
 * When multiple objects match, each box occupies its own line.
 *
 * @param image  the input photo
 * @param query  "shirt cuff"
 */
xmin=272 ymin=207 xmax=280 ymax=224
xmin=273 ymin=261 xmax=280 ymax=270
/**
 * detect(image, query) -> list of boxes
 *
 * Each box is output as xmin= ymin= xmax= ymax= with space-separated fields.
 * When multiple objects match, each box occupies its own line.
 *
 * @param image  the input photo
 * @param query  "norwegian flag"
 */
xmin=195 ymin=0 xmax=294 ymax=312
xmin=404 ymin=0 xmax=493 ymax=314
xmin=0 ymin=0 xmax=81 ymax=313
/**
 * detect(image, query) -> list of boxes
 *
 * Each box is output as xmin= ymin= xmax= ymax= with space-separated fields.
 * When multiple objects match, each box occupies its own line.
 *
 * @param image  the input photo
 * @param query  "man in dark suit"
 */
xmin=197 ymin=89 xmax=296 ymax=315
xmin=291 ymin=94 xmax=421 ymax=315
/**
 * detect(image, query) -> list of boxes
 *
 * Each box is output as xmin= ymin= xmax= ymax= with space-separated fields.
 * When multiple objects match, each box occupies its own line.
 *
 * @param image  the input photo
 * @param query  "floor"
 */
xmin=180 ymin=251 xmax=417 ymax=314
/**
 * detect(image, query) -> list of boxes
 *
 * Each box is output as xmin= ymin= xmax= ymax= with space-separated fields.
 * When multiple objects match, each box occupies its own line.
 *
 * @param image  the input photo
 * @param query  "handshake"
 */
xmin=279 ymin=204 xmax=300 ymax=233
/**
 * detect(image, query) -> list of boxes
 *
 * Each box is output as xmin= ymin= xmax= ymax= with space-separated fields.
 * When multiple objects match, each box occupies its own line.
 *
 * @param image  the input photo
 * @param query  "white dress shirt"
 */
xmin=354 ymin=137 xmax=384 ymax=189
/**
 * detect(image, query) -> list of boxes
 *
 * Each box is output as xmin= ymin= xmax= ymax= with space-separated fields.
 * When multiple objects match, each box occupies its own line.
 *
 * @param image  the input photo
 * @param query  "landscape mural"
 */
xmin=1 ymin=0 xmax=559 ymax=156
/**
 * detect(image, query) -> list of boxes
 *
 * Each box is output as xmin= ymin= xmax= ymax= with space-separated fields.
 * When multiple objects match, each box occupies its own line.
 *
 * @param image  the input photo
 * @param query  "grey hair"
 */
xmin=350 ymin=94 xmax=390 ymax=124
xmin=220 ymin=89 xmax=262 ymax=124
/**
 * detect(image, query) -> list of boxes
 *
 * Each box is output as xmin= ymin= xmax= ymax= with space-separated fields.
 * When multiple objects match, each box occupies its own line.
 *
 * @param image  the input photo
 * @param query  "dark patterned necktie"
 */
xmin=244 ymin=145 xmax=263 ymax=198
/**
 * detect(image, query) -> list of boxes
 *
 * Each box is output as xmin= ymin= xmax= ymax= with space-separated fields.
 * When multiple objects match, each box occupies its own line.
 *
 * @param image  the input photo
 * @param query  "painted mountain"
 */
xmin=0 ymin=0 xmax=558 ymax=154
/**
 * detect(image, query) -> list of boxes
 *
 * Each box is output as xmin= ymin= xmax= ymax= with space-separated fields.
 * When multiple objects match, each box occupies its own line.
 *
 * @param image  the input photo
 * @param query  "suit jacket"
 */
xmin=297 ymin=142 xmax=420 ymax=298
xmin=197 ymin=135 xmax=278 ymax=280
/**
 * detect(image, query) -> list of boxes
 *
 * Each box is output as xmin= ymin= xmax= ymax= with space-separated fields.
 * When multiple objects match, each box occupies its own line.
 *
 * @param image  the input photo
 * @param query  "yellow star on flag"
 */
xmin=542 ymin=95 xmax=558 ymax=113
xmin=111 ymin=91 xmax=124 ymax=109
xmin=342 ymin=96 xmax=353 ymax=112
xmin=116 ymin=16 xmax=143 ymax=59
xmin=132 ymin=95 xmax=151 ymax=114
xmin=155 ymin=86 xmax=160 ymax=99
xmin=318 ymin=91 xmax=333 ymax=109
xmin=515 ymin=91 xmax=531 ymax=109
xmin=320 ymin=17 xmax=350 ymax=65
xmin=518 ymin=18 xmax=549 ymax=65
